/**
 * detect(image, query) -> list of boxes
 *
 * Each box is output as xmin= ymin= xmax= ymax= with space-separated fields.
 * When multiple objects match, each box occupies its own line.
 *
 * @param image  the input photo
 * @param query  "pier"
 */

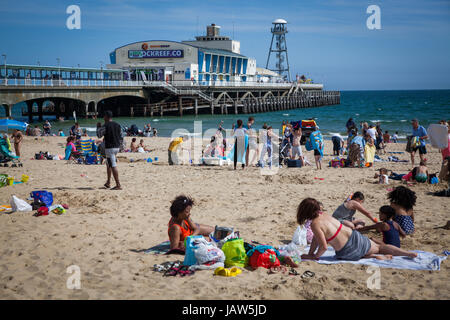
xmin=0 ymin=65 xmax=339 ymax=122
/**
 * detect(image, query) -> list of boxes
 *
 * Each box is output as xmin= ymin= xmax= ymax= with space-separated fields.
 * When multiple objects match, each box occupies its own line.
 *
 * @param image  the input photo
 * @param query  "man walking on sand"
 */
xmin=99 ymin=111 xmax=122 ymax=190
xmin=410 ymin=118 xmax=428 ymax=168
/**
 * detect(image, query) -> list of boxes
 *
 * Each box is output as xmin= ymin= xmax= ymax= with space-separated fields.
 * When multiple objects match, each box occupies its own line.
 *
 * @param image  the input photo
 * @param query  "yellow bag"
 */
xmin=221 ymin=238 xmax=248 ymax=268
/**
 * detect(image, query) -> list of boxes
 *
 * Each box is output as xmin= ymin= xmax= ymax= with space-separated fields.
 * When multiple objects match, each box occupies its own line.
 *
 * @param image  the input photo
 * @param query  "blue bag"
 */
xmin=183 ymin=235 xmax=204 ymax=266
xmin=31 ymin=190 xmax=53 ymax=207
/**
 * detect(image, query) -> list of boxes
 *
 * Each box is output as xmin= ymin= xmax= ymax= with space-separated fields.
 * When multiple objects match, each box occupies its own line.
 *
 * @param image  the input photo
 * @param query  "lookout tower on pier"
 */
xmin=265 ymin=19 xmax=291 ymax=81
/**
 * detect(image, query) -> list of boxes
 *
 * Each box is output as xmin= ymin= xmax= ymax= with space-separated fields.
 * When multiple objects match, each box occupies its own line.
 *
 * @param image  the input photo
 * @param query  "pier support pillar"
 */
xmin=130 ymin=106 xmax=134 ymax=117
xmin=194 ymin=99 xmax=198 ymax=116
xmin=178 ymin=97 xmax=183 ymax=117
xmin=160 ymin=104 xmax=164 ymax=116
xmin=26 ymin=101 xmax=33 ymax=123
xmin=4 ymin=104 xmax=12 ymax=118
xmin=234 ymin=101 xmax=238 ymax=114
xmin=37 ymin=101 xmax=43 ymax=122
xmin=210 ymin=102 xmax=214 ymax=115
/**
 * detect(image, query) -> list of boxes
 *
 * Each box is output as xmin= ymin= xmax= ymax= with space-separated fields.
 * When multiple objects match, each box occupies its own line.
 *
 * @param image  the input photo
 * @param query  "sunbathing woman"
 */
xmin=388 ymin=186 xmax=416 ymax=235
xmin=331 ymin=192 xmax=378 ymax=230
xmin=168 ymin=195 xmax=214 ymax=250
xmin=297 ymin=198 xmax=417 ymax=261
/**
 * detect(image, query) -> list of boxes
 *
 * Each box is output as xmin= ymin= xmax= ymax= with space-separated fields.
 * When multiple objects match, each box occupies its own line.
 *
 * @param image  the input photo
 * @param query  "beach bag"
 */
xmin=247 ymin=245 xmax=281 ymax=270
xmin=221 ymin=238 xmax=248 ymax=268
xmin=183 ymin=235 xmax=204 ymax=266
xmin=194 ymin=238 xmax=225 ymax=265
xmin=30 ymin=190 xmax=53 ymax=207
xmin=10 ymin=195 xmax=32 ymax=212
xmin=292 ymin=225 xmax=308 ymax=246
xmin=0 ymin=174 xmax=7 ymax=188
xmin=85 ymin=154 xmax=98 ymax=165
xmin=35 ymin=152 xmax=45 ymax=160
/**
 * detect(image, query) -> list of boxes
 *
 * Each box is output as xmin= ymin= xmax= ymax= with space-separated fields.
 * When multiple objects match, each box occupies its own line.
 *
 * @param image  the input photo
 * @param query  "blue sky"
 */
xmin=0 ymin=0 xmax=449 ymax=90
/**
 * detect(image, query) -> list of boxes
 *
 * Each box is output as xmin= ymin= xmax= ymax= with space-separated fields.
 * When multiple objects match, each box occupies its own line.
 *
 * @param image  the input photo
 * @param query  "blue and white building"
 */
xmin=107 ymin=24 xmax=263 ymax=85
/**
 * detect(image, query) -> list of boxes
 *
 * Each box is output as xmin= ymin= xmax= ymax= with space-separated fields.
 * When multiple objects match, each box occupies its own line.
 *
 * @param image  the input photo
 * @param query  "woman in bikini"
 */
xmin=388 ymin=186 xmax=416 ymax=235
xmin=297 ymin=198 xmax=417 ymax=261
xmin=168 ymin=195 xmax=214 ymax=250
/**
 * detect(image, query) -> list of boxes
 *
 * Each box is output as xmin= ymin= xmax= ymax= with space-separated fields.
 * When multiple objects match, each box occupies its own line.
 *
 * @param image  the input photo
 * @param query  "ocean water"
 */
xmin=8 ymin=90 xmax=450 ymax=139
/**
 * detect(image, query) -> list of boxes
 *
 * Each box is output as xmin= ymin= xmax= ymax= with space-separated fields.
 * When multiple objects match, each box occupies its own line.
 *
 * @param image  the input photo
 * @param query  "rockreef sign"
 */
xmin=128 ymin=50 xmax=184 ymax=59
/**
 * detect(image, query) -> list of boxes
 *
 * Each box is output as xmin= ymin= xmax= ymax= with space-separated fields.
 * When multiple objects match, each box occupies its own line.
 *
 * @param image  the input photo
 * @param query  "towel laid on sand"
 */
xmin=144 ymin=241 xmax=185 ymax=255
xmin=306 ymin=246 xmax=447 ymax=271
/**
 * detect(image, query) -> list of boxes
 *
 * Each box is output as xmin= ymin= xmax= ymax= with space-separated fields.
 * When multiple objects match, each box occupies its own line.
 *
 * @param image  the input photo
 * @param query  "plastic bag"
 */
xmin=216 ymin=231 xmax=240 ymax=249
xmin=183 ymin=235 xmax=204 ymax=266
xmin=292 ymin=225 xmax=307 ymax=246
xmin=10 ymin=195 xmax=32 ymax=212
xmin=221 ymin=238 xmax=248 ymax=268
xmin=194 ymin=238 xmax=225 ymax=265
xmin=248 ymin=246 xmax=280 ymax=269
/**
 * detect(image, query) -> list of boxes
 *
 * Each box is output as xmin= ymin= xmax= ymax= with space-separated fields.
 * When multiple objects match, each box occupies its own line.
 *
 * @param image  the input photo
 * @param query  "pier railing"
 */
xmin=0 ymin=78 xmax=145 ymax=87
xmin=0 ymin=78 xmax=298 ymax=89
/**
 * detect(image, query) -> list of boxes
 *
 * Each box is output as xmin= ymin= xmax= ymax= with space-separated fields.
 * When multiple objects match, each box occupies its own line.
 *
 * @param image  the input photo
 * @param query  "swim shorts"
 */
xmin=314 ymin=149 xmax=320 ymax=156
xmin=292 ymin=145 xmax=302 ymax=158
xmin=415 ymin=172 xmax=427 ymax=183
xmin=105 ymin=148 xmax=119 ymax=168
xmin=412 ymin=145 xmax=427 ymax=155
xmin=335 ymin=230 xmax=371 ymax=261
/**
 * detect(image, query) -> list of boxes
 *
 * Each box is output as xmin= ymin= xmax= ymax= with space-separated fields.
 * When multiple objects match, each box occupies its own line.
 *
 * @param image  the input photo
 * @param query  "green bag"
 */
xmin=0 ymin=174 xmax=8 ymax=188
xmin=221 ymin=238 xmax=248 ymax=268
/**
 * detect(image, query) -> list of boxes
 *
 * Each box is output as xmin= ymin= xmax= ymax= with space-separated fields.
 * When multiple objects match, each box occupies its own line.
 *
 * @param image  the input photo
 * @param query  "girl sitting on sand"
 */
xmin=388 ymin=186 xmax=416 ymax=235
xmin=297 ymin=198 xmax=417 ymax=261
xmin=168 ymin=195 xmax=214 ymax=250
xmin=359 ymin=205 xmax=406 ymax=248
xmin=374 ymin=168 xmax=389 ymax=184
xmin=64 ymin=136 xmax=77 ymax=160
xmin=331 ymin=192 xmax=378 ymax=230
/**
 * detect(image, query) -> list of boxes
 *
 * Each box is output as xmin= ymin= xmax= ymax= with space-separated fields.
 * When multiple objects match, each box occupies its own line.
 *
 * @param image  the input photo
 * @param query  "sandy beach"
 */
xmin=0 ymin=135 xmax=448 ymax=300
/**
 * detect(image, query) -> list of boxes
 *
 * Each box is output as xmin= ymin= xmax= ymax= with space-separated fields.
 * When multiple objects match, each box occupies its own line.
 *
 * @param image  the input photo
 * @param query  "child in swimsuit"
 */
xmin=374 ymin=168 xmax=389 ymax=184
xmin=167 ymin=195 xmax=214 ymax=250
xmin=359 ymin=205 xmax=406 ymax=248
xmin=388 ymin=186 xmax=416 ymax=235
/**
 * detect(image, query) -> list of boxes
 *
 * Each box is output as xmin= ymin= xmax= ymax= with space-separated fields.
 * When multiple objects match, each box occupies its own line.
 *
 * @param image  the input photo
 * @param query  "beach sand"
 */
xmin=0 ymin=135 xmax=448 ymax=300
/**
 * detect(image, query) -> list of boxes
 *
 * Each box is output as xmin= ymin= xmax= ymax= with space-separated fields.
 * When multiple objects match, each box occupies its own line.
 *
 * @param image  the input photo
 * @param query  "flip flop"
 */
xmin=111 ymin=186 xmax=122 ymax=190
xmin=214 ymin=267 xmax=230 ymax=277
xmin=269 ymin=265 xmax=288 ymax=274
xmin=103 ymin=183 xmax=110 ymax=189
xmin=301 ymin=270 xmax=315 ymax=279
xmin=178 ymin=265 xmax=195 ymax=276
xmin=289 ymin=268 xmax=300 ymax=276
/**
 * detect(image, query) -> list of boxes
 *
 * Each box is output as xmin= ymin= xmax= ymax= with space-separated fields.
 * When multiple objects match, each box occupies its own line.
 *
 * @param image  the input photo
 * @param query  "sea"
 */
xmin=8 ymin=90 xmax=450 ymax=140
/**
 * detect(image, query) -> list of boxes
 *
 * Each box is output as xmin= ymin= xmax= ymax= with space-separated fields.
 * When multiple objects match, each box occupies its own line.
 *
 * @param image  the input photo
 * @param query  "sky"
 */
xmin=0 ymin=0 xmax=449 ymax=90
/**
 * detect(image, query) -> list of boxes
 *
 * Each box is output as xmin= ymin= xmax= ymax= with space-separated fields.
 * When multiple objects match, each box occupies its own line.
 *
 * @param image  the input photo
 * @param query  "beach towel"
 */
xmin=226 ymin=135 xmax=249 ymax=164
xmin=143 ymin=241 xmax=185 ymax=255
xmin=364 ymin=144 xmax=376 ymax=164
xmin=304 ymin=246 xmax=447 ymax=271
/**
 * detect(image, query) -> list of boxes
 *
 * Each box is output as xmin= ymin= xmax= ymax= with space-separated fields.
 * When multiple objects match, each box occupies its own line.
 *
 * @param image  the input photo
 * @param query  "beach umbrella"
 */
xmin=0 ymin=119 xmax=28 ymax=132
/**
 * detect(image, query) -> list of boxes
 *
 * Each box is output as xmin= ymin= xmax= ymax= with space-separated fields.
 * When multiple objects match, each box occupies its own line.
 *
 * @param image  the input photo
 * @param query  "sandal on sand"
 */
xmin=103 ymin=183 xmax=110 ymax=189
xmin=111 ymin=186 xmax=122 ymax=190
xmin=301 ymin=270 xmax=315 ymax=279
xmin=178 ymin=265 xmax=195 ymax=276
xmin=268 ymin=265 xmax=288 ymax=274
xmin=289 ymin=268 xmax=300 ymax=276
xmin=214 ymin=267 xmax=242 ymax=277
